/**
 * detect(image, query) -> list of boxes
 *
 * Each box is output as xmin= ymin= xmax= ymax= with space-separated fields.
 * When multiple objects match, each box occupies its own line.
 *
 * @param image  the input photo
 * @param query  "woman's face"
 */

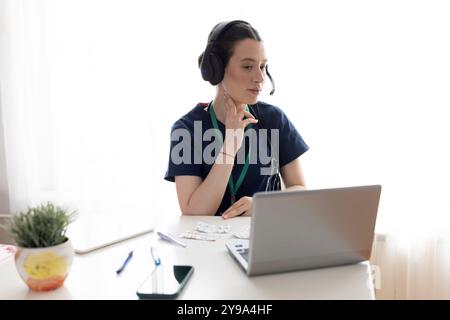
xmin=221 ymin=38 xmax=267 ymax=105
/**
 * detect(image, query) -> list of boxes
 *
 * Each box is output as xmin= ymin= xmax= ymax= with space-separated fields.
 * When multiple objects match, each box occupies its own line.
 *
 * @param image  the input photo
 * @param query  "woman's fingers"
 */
xmin=222 ymin=205 xmax=236 ymax=216
xmin=223 ymin=91 xmax=257 ymax=130
xmin=243 ymin=118 xmax=259 ymax=127
xmin=237 ymin=110 xmax=256 ymax=121
xmin=223 ymin=197 xmax=245 ymax=215
xmin=222 ymin=205 xmax=246 ymax=219
xmin=222 ymin=197 xmax=252 ymax=219
xmin=243 ymin=110 xmax=255 ymax=119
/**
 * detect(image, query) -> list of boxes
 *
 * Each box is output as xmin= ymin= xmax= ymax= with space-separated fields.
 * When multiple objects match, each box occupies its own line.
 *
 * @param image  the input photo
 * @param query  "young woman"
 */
xmin=164 ymin=20 xmax=309 ymax=219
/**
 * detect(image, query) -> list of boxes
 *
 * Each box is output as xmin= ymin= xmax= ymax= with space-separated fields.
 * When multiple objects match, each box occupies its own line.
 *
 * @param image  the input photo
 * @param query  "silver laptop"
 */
xmin=225 ymin=185 xmax=381 ymax=276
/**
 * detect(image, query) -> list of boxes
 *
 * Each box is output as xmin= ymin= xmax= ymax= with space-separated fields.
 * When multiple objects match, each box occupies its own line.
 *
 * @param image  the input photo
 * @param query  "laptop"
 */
xmin=66 ymin=214 xmax=154 ymax=254
xmin=225 ymin=185 xmax=381 ymax=276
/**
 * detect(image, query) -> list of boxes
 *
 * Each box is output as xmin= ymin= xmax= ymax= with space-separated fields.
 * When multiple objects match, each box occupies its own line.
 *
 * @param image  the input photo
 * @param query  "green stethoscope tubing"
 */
xmin=208 ymin=101 xmax=253 ymax=205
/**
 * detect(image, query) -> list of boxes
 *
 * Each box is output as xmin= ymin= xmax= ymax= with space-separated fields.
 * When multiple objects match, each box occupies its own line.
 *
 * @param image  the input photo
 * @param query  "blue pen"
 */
xmin=116 ymin=250 xmax=133 ymax=274
xmin=150 ymin=246 xmax=161 ymax=267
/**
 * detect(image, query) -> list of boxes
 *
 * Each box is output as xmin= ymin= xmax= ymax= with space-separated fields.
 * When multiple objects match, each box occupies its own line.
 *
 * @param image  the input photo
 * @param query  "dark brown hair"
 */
xmin=198 ymin=21 xmax=262 ymax=69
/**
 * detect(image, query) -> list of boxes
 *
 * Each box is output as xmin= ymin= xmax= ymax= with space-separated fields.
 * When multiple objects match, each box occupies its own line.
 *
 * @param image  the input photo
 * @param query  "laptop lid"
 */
xmin=246 ymin=185 xmax=381 ymax=276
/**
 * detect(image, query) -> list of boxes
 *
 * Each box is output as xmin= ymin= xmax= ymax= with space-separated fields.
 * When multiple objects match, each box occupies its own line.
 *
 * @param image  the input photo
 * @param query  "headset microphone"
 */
xmin=265 ymin=65 xmax=275 ymax=96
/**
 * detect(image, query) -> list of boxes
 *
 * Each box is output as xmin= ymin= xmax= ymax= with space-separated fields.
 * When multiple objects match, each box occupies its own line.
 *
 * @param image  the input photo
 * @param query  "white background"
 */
xmin=1 ymin=0 xmax=450 ymax=234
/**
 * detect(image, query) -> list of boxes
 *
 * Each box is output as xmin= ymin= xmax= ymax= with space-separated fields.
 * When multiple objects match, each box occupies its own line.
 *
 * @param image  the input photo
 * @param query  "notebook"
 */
xmin=66 ymin=214 xmax=154 ymax=254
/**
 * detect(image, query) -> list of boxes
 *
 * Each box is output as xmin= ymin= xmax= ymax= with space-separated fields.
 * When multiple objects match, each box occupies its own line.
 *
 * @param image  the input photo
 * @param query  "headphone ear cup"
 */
xmin=209 ymin=48 xmax=224 ymax=85
xmin=201 ymin=44 xmax=225 ymax=85
xmin=200 ymin=44 xmax=214 ymax=82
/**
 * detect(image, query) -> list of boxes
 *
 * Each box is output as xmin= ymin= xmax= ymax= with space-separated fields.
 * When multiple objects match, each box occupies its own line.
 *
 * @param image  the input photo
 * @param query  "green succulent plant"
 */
xmin=1 ymin=202 xmax=77 ymax=248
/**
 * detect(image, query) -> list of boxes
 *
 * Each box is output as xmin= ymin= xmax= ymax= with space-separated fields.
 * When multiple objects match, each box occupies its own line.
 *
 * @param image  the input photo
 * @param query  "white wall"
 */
xmin=1 ymin=1 xmax=449 ymax=233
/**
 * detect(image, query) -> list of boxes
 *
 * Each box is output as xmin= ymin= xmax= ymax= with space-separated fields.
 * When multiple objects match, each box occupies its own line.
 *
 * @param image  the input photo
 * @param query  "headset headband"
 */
xmin=208 ymin=20 xmax=250 ymax=45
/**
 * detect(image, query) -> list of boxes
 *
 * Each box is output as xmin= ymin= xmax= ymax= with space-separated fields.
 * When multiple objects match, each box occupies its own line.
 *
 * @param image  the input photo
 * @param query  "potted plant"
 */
xmin=1 ymin=202 xmax=77 ymax=291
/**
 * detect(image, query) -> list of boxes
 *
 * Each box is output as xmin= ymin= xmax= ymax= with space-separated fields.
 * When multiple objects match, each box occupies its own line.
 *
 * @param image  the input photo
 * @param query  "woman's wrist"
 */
xmin=222 ymin=137 xmax=239 ymax=157
xmin=215 ymin=143 xmax=237 ymax=165
xmin=220 ymin=150 xmax=235 ymax=158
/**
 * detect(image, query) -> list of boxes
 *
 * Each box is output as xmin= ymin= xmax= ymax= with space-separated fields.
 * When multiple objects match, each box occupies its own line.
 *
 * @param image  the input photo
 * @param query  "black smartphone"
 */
xmin=136 ymin=265 xmax=194 ymax=299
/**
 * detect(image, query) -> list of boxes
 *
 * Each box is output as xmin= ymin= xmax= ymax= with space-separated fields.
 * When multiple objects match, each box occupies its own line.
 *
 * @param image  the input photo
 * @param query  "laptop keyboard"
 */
xmin=237 ymin=247 xmax=249 ymax=262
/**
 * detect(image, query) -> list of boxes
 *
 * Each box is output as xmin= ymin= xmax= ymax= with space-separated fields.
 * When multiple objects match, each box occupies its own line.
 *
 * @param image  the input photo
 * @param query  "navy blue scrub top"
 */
xmin=164 ymin=101 xmax=309 ymax=215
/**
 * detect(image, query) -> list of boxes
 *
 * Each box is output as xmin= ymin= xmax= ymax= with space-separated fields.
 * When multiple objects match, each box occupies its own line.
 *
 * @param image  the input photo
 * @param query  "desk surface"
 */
xmin=0 ymin=215 xmax=375 ymax=300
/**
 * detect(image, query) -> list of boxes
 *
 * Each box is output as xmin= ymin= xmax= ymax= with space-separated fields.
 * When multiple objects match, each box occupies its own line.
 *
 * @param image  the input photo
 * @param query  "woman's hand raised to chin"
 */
xmin=222 ymin=90 xmax=258 ymax=155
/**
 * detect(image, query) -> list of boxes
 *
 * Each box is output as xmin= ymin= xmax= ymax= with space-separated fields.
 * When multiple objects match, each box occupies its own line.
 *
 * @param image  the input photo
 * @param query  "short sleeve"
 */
xmin=276 ymin=107 xmax=309 ymax=168
xmin=164 ymin=122 xmax=203 ymax=182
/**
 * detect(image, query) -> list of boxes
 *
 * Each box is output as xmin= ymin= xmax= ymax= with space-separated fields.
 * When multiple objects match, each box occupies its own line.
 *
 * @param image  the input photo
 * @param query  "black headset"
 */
xmin=200 ymin=20 xmax=275 ymax=95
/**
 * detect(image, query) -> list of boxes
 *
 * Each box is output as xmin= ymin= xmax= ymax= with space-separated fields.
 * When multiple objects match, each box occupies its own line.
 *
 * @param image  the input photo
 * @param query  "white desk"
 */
xmin=0 ymin=215 xmax=375 ymax=300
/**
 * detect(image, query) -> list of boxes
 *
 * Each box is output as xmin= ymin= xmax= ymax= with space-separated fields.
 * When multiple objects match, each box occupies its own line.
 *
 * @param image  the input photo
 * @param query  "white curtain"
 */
xmin=371 ymin=232 xmax=450 ymax=299
xmin=1 ymin=0 xmax=450 ymax=298
xmin=0 ymin=0 xmax=188 ymax=217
